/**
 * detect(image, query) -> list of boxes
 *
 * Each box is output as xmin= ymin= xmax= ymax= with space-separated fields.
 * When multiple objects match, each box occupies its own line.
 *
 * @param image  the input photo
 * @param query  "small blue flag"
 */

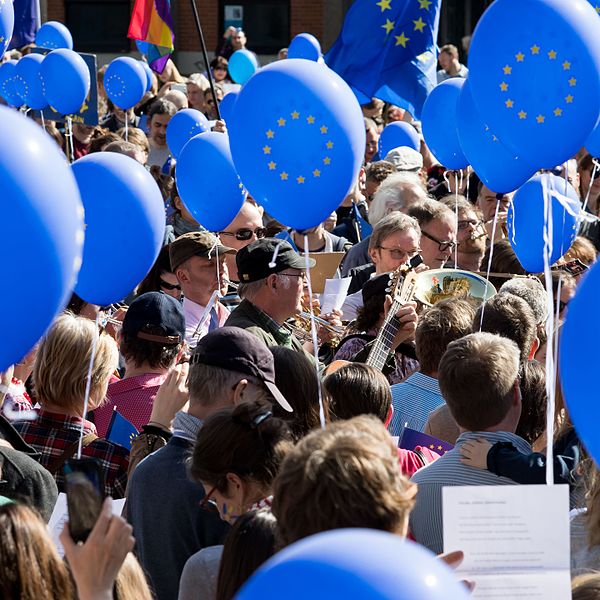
xmin=353 ymin=203 xmax=373 ymax=239
xmin=9 ymin=0 xmax=39 ymax=49
xmin=106 ymin=407 xmax=139 ymax=451
xmin=326 ymin=0 xmax=442 ymax=118
xmin=399 ymin=427 xmax=453 ymax=455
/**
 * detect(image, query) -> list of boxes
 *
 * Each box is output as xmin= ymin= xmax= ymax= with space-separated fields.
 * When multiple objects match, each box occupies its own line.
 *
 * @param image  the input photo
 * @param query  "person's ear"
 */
xmin=528 ymin=337 xmax=540 ymax=360
xmin=176 ymin=267 xmax=189 ymax=284
xmin=368 ymin=246 xmax=380 ymax=264
xmin=267 ymin=273 xmax=278 ymax=291
xmin=513 ymin=379 xmax=522 ymax=407
xmin=232 ymin=378 xmax=249 ymax=404
xmin=225 ymin=472 xmax=244 ymax=494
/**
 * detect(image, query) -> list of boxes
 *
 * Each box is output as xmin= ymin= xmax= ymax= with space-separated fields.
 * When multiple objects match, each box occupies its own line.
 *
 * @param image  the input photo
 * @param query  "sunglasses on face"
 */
xmin=219 ymin=227 xmax=267 ymax=241
xmin=160 ymin=278 xmax=181 ymax=291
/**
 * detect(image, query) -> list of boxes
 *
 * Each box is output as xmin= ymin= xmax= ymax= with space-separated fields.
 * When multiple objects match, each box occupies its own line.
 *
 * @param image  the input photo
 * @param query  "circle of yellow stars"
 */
xmin=263 ymin=110 xmax=333 ymax=184
xmin=378 ymin=0 xmax=432 ymax=47
xmin=499 ymin=43 xmax=576 ymax=125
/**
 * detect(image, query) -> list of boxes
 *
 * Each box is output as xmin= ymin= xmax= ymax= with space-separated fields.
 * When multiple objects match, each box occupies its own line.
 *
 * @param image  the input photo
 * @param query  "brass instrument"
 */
xmin=287 ymin=306 xmax=346 ymax=348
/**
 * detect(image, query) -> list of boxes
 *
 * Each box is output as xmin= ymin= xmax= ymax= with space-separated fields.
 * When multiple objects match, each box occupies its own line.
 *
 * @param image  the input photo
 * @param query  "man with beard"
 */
xmin=440 ymin=196 xmax=487 ymax=272
xmin=147 ymin=99 xmax=177 ymax=168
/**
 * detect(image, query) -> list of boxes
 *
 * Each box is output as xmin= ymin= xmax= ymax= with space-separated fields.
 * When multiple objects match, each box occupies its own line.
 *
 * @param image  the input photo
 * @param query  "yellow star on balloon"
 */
xmin=320 ymin=125 xmax=328 ymax=134
xmin=262 ymin=145 xmax=271 ymax=154
xmin=313 ymin=169 xmax=321 ymax=177
xmin=280 ymin=172 xmax=289 ymax=180
xmin=548 ymin=50 xmax=557 ymax=59
xmin=413 ymin=17 xmax=426 ymax=32
xmin=297 ymin=176 xmax=305 ymax=184
xmin=565 ymin=94 xmax=574 ymax=104
xmin=418 ymin=0 xmax=432 ymax=9
xmin=277 ymin=118 xmax=286 ymax=126
xmin=395 ymin=32 xmax=409 ymax=47
xmin=515 ymin=52 xmax=525 ymax=62
xmin=326 ymin=141 xmax=334 ymax=149
xmin=323 ymin=157 xmax=331 ymax=165
xmin=307 ymin=115 xmax=315 ymax=124
xmin=562 ymin=61 xmax=571 ymax=70
xmin=376 ymin=0 xmax=391 ymax=11
xmin=291 ymin=110 xmax=300 ymax=119
xmin=382 ymin=19 xmax=395 ymax=35
xmin=499 ymin=82 xmax=508 ymax=92
xmin=518 ymin=110 xmax=527 ymax=119
xmin=530 ymin=44 xmax=540 ymax=55
xmin=569 ymin=77 xmax=577 ymax=86
xmin=0 ymin=36 xmax=4 ymax=43
xmin=536 ymin=114 xmax=545 ymax=123
xmin=505 ymin=99 xmax=514 ymax=108
xmin=503 ymin=65 xmax=512 ymax=75
xmin=554 ymin=107 xmax=563 ymax=117
xmin=268 ymin=161 xmax=276 ymax=170
xmin=266 ymin=129 xmax=274 ymax=138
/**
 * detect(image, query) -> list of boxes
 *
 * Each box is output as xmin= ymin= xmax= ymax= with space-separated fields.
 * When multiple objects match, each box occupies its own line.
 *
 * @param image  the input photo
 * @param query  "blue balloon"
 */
xmin=219 ymin=91 xmax=238 ymax=123
xmin=35 ymin=21 xmax=73 ymax=50
xmin=379 ymin=121 xmax=420 ymax=157
xmin=561 ymin=258 xmax=600 ymax=466
xmin=421 ymin=78 xmax=468 ymax=170
xmin=166 ymin=108 xmax=210 ymax=159
xmin=0 ymin=60 xmax=23 ymax=107
xmin=0 ymin=106 xmax=84 ymax=371
xmin=0 ymin=0 xmax=14 ymax=61
xmin=468 ymin=0 xmax=600 ymax=169
xmin=14 ymin=54 xmax=48 ymax=110
xmin=229 ymin=49 xmax=258 ymax=85
xmin=288 ymin=33 xmax=322 ymax=62
xmin=139 ymin=60 xmax=154 ymax=94
xmin=136 ymin=40 xmax=150 ymax=55
xmin=72 ymin=153 xmax=165 ymax=305
xmin=237 ymin=529 xmax=470 ymax=600
xmin=457 ymin=80 xmax=537 ymax=193
xmin=177 ymin=132 xmax=247 ymax=231
xmin=40 ymin=49 xmax=90 ymax=115
xmin=229 ymin=59 xmax=365 ymax=230
xmin=104 ymin=57 xmax=146 ymax=110
xmin=507 ymin=173 xmax=579 ymax=272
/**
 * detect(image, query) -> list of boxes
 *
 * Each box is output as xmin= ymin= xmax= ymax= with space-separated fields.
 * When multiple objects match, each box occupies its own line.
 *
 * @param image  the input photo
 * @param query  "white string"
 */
xmin=124 ymin=116 xmax=129 ymax=142
xmin=66 ymin=116 xmax=75 ymax=164
xmin=454 ymin=171 xmax=459 ymax=269
xmin=268 ymin=240 xmax=285 ymax=269
xmin=541 ymin=175 xmax=556 ymax=486
xmin=78 ymin=313 xmax=100 ymax=459
xmin=303 ymin=234 xmax=325 ymax=428
xmin=40 ymin=111 xmax=45 ymax=131
xmin=478 ymin=198 xmax=501 ymax=331
xmin=442 ymin=170 xmax=451 ymax=193
xmin=191 ymin=290 xmax=219 ymax=344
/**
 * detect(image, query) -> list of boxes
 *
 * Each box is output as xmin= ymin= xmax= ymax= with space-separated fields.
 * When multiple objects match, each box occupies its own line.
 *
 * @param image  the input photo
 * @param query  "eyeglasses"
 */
xmin=377 ymin=246 xmax=421 ymax=261
xmin=219 ymin=227 xmax=267 ymax=241
xmin=160 ymin=278 xmax=181 ymax=291
xmin=199 ymin=485 xmax=218 ymax=511
xmin=457 ymin=218 xmax=482 ymax=231
xmin=214 ymin=66 xmax=227 ymax=71
xmin=420 ymin=230 xmax=458 ymax=252
xmin=279 ymin=272 xmax=306 ymax=281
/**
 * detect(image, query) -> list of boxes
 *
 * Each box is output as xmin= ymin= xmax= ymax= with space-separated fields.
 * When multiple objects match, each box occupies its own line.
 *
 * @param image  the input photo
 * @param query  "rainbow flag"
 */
xmin=128 ymin=0 xmax=174 ymax=73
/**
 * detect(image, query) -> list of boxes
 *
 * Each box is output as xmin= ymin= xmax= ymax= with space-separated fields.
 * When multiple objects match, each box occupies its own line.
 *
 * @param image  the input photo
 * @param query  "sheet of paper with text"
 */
xmin=443 ymin=484 xmax=570 ymax=599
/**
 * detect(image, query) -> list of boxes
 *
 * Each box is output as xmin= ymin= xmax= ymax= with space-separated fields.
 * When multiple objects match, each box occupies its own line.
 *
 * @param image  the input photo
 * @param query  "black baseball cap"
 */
xmin=236 ymin=238 xmax=316 ymax=283
xmin=362 ymin=272 xmax=393 ymax=305
xmin=170 ymin=231 xmax=236 ymax=271
xmin=190 ymin=327 xmax=293 ymax=412
xmin=122 ymin=292 xmax=186 ymax=345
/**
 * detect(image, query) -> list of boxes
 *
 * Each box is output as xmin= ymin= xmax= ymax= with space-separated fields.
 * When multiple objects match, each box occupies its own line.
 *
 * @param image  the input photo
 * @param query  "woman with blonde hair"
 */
xmin=13 ymin=313 xmax=130 ymax=498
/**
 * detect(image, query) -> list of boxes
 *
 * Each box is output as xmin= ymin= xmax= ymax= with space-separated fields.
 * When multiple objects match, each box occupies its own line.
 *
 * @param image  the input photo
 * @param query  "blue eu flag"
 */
xmin=326 ymin=0 xmax=442 ymax=118
xmin=399 ymin=427 xmax=453 ymax=454
xmin=106 ymin=408 xmax=139 ymax=451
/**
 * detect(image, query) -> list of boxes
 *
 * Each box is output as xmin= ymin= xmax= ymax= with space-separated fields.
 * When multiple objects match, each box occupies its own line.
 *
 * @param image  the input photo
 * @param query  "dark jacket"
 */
xmin=126 ymin=437 xmax=228 ymax=600
xmin=347 ymin=263 xmax=376 ymax=294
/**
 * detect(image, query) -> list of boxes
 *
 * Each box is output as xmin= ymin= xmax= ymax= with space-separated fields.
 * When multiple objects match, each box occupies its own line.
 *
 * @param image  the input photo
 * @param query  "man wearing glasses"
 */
xmin=225 ymin=238 xmax=315 ymax=354
xmin=407 ymin=199 xmax=458 ymax=270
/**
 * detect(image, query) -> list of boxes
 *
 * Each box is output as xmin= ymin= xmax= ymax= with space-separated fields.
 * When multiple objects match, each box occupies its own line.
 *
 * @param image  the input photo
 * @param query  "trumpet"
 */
xmin=286 ymin=311 xmax=346 ymax=347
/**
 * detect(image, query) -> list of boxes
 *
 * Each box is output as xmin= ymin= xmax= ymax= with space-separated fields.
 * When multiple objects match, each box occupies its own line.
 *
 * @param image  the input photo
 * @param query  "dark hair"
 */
xmin=516 ymin=360 xmax=547 ymax=445
xmin=416 ymin=299 xmax=475 ymax=374
xmin=190 ymin=400 xmax=293 ymax=492
xmin=365 ymin=161 xmax=396 ymax=184
xmin=353 ymin=293 xmax=385 ymax=333
xmin=474 ymin=293 xmax=536 ymax=362
xmin=89 ymin=132 xmax=120 ymax=153
xmin=148 ymin=98 xmax=177 ymax=120
xmin=324 ymin=363 xmax=391 ymax=423
xmin=119 ymin=326 xmax=182 ymax=370
xmin=137 ymin=245 xmax=175 ymax=296
xmin=215 ymin=509 xmax=277 ymax=600
xmin=269 ymin=347 xmax=329 ymax=441
xmin=210 ymin=55 xmax=229 ymax=70
xmin=66 ymin=292 xmax=89 ymax=316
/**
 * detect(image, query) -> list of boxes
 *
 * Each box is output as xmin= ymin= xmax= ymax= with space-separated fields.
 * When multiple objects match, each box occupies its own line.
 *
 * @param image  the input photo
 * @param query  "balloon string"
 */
xmin=454 ymin=171 xmax=459 ymax=269
xmin=78 ymin=313 xmax=100 ymax=459
xmin=541 ymin=175 xmax=555 ymax=486
xmin=303 ymin=234 xmax=325 ymax=429
xmin=124 ymin=116 xmax=129 ymax=142
xmin=66 ymin=116 xmax=75 ymax=164
xmin=478 ymin=198 xmax=501 ymax=332
xmin=581 ymin=159 xmax=600 ymax=218
xmin=40 ymin=111 xmax=45 ymax=131
xmin=442 ymin=170 xmax=451 ymax=193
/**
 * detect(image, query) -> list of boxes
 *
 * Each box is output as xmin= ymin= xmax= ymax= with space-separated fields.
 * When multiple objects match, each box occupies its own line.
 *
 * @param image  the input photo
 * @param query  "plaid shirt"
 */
xmin=13 ymin=410 xmax=129 ymax=498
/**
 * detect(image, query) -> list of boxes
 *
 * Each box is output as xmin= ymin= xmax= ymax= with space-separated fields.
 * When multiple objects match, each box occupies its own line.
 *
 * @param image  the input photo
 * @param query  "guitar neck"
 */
xmin=365 ymin=272 xmax=417 ymax=372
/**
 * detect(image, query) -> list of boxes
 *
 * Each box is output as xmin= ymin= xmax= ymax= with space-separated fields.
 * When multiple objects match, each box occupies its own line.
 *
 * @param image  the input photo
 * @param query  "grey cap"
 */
xmin=384 ymin=146 xmax=424 ymax=173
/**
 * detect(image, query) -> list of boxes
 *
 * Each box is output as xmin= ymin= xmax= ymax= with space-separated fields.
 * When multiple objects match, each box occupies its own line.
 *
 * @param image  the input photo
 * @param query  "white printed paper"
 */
xmin=443 ymin=485 xmax=570 ymax=599
xmin=320 ymin=277 xmax=351 ymax=315
xmin=48 ymin=493 xmax=126 ymax=557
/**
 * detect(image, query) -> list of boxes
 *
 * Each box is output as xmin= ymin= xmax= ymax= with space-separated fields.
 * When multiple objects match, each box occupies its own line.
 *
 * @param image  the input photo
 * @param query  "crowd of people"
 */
xmin=2 ymin=23 xmax=600 ymax=600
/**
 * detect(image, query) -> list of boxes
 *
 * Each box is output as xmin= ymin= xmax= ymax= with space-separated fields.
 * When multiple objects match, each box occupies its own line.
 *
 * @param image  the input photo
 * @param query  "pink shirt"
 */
xmin=93 ymin=373 xmax=167 ymax=438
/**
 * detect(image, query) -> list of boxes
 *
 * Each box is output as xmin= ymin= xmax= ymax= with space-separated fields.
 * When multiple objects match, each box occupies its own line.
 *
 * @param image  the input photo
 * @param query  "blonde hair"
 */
xmin=115 ymin=553 xmax=153 ymax=600
xmin=572 ymin=573 xmax=600 ymax=600
xmin=273 ymin=415 xmax=416 ymax=546
xmin=117 ymin=127 xmax=150 ymax=155
xmin=33 ymin=313 xmax=118 ymax=413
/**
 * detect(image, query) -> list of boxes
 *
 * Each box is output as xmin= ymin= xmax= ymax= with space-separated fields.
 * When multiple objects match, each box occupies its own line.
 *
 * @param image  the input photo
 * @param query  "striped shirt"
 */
xmin=389 ymin=372 xmax=444 ymax=436
xmin=409 ymin=431 xmax=531 ymax=554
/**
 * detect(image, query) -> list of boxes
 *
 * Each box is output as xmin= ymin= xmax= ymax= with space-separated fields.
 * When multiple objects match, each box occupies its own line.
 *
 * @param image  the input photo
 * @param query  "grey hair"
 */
xmin=369 ymin=212 xmax=421 ymax=251
xmin=499 ymin=279 xmax=549 ymax=324
xmin=188 ymin=363 xmax=271 ymax=408
xmin=238 ymin=279 xmax=265 ymax=302
xmin=187 ymin=72 xmax=210 ymax=91
xmin=369 ymin=172 xmax=428 ymax=226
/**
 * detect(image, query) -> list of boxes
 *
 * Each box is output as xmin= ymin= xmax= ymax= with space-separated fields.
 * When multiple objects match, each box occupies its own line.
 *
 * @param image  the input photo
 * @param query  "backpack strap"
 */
xmin=46 ymin=433 xmax=98 ymax=476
